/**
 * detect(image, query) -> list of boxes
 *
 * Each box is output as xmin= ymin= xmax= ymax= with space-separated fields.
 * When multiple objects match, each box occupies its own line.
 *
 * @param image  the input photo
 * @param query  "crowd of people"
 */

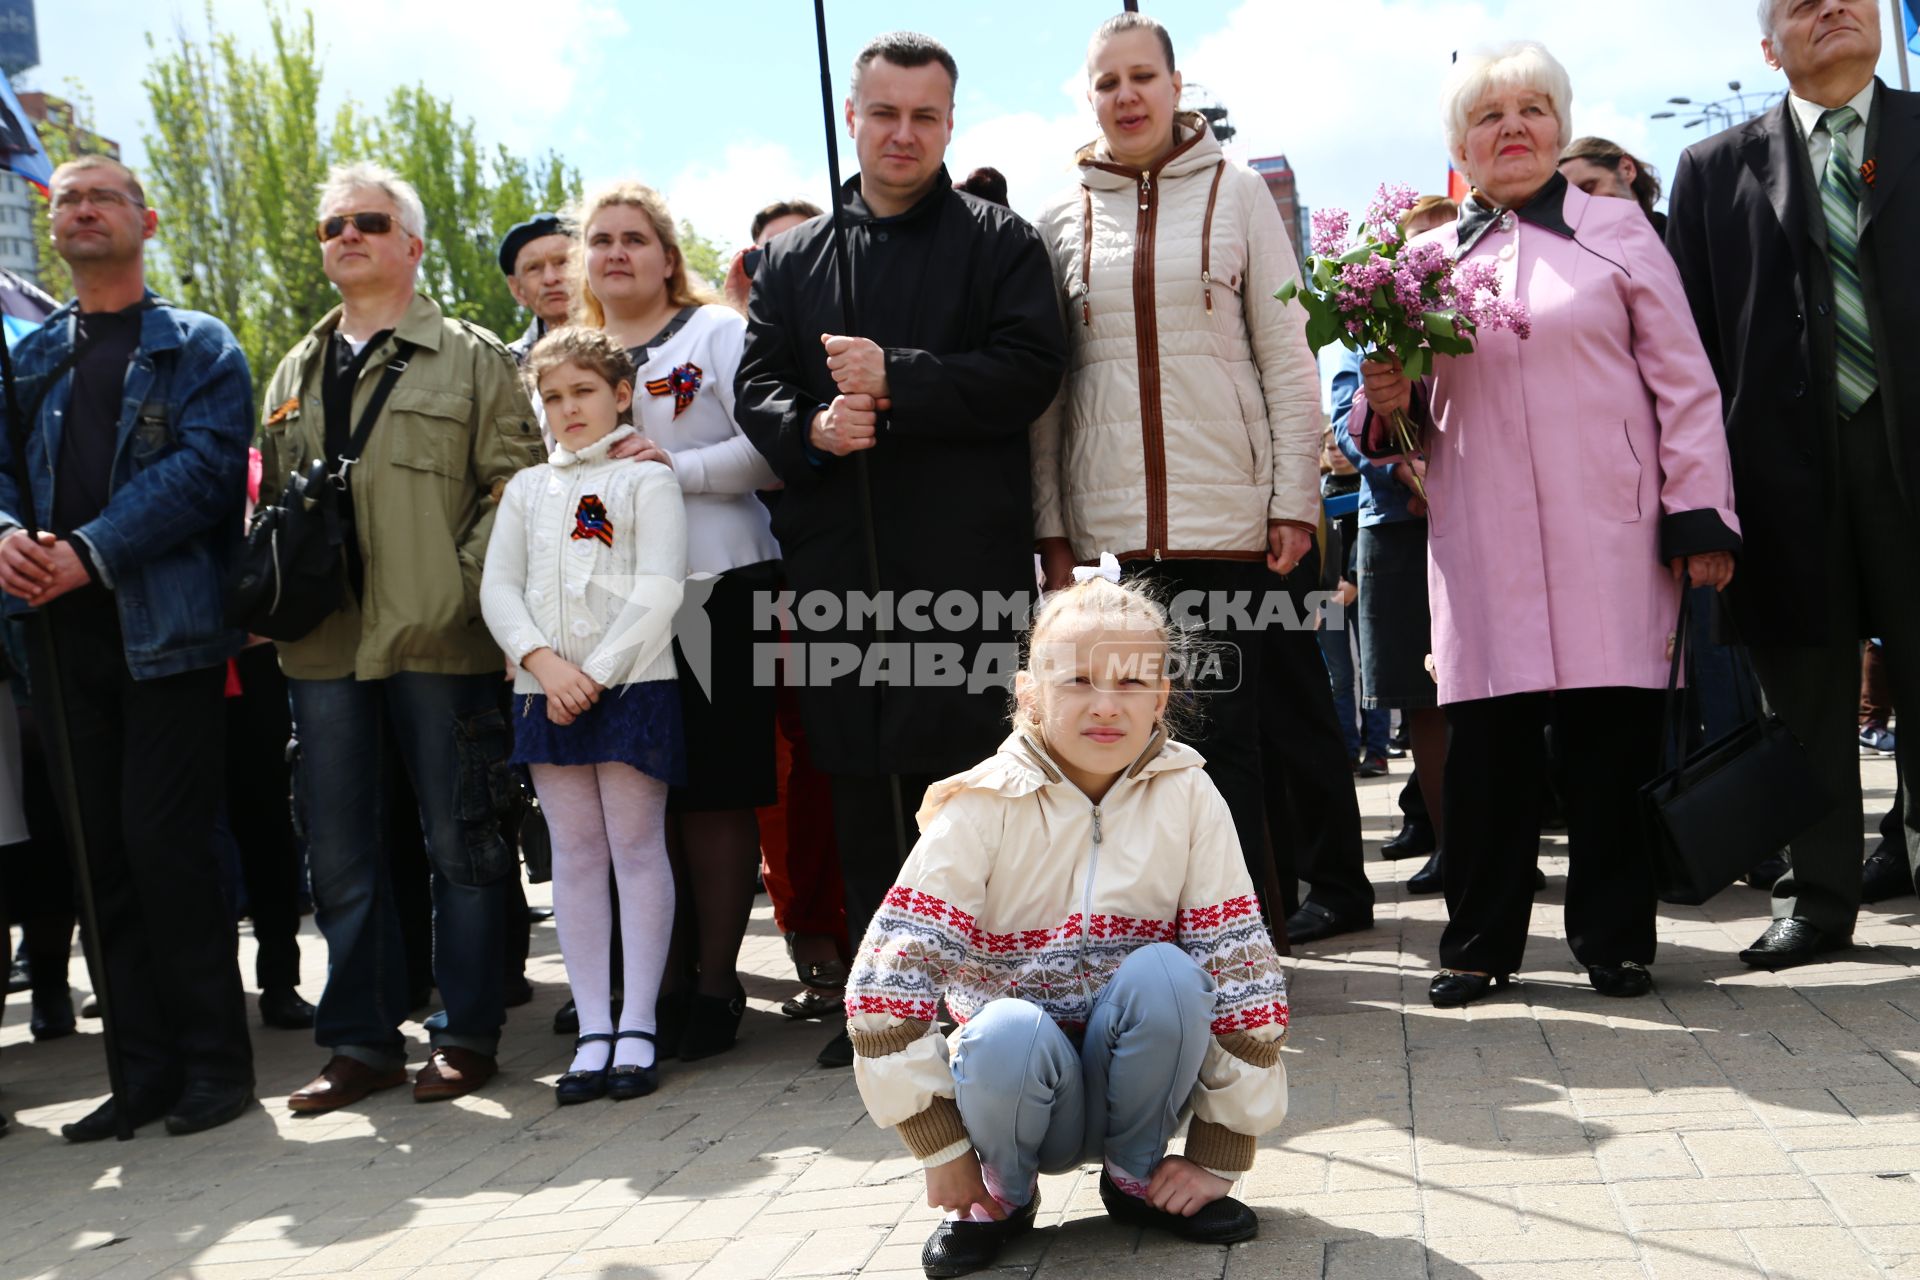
xmin=0 ymin=0 xmax=1914 ymax=1273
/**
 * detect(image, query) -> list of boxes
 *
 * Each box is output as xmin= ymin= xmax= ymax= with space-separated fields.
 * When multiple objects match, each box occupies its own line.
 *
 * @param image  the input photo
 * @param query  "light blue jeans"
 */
xmin=949 ymin=943 xmax=1215 ymax=1204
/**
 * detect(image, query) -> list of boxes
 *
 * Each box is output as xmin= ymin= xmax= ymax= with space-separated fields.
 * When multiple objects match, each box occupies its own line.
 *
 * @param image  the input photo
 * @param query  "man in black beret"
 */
xmin=498 ymin=213 xmax=572 ymax=365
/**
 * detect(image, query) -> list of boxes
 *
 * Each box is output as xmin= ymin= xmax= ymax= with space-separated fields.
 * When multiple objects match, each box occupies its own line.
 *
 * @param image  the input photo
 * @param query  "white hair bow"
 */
xmin=1071 ymin=552 xmax=1123 ymax=585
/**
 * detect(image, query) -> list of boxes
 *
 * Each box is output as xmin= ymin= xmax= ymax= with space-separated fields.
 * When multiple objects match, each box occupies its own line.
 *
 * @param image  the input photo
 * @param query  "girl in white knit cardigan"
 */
xmin=481 ymin=327 xmax=687 ymax=1104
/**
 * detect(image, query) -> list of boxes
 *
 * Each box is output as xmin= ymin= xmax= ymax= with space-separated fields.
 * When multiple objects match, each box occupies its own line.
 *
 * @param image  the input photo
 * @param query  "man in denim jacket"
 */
xmin=0 ymin=155 xmax=255 ymax=1142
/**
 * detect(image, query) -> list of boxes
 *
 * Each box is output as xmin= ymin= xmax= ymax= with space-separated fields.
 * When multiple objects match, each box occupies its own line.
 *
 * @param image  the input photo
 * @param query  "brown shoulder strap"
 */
xmin=1079 ymin=185 xmax=1094 ymax=327
xmin=1201 ymin=160 xmax=1227 ymax=316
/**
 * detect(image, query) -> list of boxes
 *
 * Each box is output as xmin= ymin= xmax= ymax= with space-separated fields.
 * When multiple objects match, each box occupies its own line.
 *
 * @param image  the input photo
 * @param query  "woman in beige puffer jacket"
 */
xmin=1029 ymin=14 xmax=1328 ymax=922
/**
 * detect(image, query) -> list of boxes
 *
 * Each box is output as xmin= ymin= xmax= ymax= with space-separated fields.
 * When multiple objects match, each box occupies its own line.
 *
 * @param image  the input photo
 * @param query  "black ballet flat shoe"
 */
xmin=1586 ymin=961 xmax=1652 ymax=998
xmin=1098 ymin=1170 xmax=1258 ymax=1244
xmin=555 ymin=1032 xmax=613 ymax=1106
xmin=1428 ymin=969 xmax=1513 ymax=1008
xmin=607 ymin=1030 xmax=660 ymax=1101
xmin=921 ymin=1189 xmax=1039 ymax=1277
xmin=677 ymin=985 xmax=745 ymax=1062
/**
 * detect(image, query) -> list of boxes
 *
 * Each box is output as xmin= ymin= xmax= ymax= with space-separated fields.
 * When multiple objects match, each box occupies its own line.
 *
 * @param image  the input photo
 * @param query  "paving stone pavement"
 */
xmin=2 ymin=756 xmax=1916 ymax=1279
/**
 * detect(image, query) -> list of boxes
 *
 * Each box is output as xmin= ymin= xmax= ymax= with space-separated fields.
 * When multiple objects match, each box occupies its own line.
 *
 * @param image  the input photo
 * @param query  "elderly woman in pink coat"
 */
xmin=1355 ymin=42 xmax=1739 ymax=1009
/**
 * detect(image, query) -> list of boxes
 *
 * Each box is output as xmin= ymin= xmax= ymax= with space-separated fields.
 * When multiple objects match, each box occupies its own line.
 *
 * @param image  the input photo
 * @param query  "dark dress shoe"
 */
xmin=921 ymin=1190 xmax=1039 ymax=1276
xmin=1406 ymin=853 xmax=1443 ymax=894
xmin=677 ymin=985 xmax=746 ymax=1062
xmin=414 ymin=1047 xmax=498 ymax=1102
xmin=258 ymin=987 xmax=316 ymax=1030
xmin=1098 ymin=1170 xmax=1257 ymax=1243
xmin=1380 ymin=823 xmax=1436 ymax=860
xmin=165 ymin=1080 xmax=254 ymax=1136
xmin=1739 ymin=918 xmax=1851 ymax=971
xmin=289 ymin=1055 xmax=408 ymax=1114
xmin=1861 ymin=845 xmax=1916 ymax=904
xmin=553 ymin=998 xmax=580 ymax=1036
xmin=1744 ymin=852 xmax=1788 ymax=890
xmin=1284 ymin=901 xmax=1371 ymax=945
xmin=608 ymin=1030 xmax=659 ymax=1101
xmin=1586 ymin=961 xmax=1653 ymax=998
xmin=62 ymin=1089 xmax=173 ymax=1143
xmin=503 ymin=976 xmax=535 ymax=1008
xmin=817 ymin=1028 xmax=854 ymax=1069
xmin=30 ymin=987 xmax=76 ymax=1040
xmin=1355 ymin=754 xmax=1389 ymax=778
xmin=1429 ymin=970 xmax=1512 ymax=1008
xmin=556 ymin=1033 xmax=612 ymax=1105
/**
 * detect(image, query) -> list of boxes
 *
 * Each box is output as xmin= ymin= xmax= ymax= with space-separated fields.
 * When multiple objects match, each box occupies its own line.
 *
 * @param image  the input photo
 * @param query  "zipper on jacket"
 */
xmin=1079 ymin=803 xmax=1104 ymax=1008
xmin=1131 ymin=170 xmax=1169 ymax=559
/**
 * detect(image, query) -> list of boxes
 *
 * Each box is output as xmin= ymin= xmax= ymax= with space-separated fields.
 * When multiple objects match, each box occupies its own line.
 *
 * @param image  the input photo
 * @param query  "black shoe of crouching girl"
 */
xmin=920 ymin=1191 xmax=1039 ymax=1277
xmin=607 ymin=1030 xmax=659 ymax=1101
xmin=1097 ymin=1170 xmax=1257 ymax=1244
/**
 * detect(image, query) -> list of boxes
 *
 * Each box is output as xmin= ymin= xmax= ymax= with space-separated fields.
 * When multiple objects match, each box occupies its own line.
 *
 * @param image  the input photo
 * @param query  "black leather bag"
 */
xmin=1640 ymin=595 xmax=1831 ymax=905
xmin=225 ymin=342 xmax=414 ymax=641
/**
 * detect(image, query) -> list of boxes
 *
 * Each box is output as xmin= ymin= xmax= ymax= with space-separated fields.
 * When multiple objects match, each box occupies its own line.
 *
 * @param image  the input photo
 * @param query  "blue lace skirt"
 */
xmin=509 ymin=678 xmax=686 ymax=786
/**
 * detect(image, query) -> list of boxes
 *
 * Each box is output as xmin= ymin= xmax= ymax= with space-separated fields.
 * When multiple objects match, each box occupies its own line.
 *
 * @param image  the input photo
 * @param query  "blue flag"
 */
xmin=1906 ymin=0 xmax=1919 ymax=56
xmin=0 ymin=74 xmax=50 ymax=191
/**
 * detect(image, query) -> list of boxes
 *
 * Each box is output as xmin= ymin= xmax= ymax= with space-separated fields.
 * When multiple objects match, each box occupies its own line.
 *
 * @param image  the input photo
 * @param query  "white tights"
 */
xmin=531 ymin=762 xmax=674 ymax=1072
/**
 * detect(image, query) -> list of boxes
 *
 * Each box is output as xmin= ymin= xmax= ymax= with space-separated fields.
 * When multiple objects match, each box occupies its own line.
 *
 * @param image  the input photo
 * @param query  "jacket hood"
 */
xmin=1076 ymin=112 xmax=1223 ymax=190
xmin=915 ymin=729 xmax=1206 ymax=828
xmin=549 ymin=423 xmax=637 ymax=467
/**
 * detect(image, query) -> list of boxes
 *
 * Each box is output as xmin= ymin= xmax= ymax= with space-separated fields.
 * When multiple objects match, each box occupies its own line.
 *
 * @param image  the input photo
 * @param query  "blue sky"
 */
xmin=25 ymin=0 xmax=1915 ymax=251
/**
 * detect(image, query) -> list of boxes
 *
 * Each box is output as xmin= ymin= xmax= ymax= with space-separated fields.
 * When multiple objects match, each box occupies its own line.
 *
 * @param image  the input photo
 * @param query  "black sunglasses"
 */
xmin=316 ymin=211 xmax=397 ymax=242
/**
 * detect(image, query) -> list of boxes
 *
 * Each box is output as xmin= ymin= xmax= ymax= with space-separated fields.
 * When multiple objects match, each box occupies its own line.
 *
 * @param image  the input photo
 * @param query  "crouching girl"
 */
xmin=845 ymin=577 xmax=1290 ymax=1278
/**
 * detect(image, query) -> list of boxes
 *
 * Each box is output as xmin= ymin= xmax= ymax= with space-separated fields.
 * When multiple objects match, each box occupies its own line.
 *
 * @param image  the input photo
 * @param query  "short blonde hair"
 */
xmin=1441 ymin=41 xmax=1573 ymax=162
xmin=568 ymin=180 xmax=715 ymax=330
xmin=317 ymin=160 xmax=426 ymax=241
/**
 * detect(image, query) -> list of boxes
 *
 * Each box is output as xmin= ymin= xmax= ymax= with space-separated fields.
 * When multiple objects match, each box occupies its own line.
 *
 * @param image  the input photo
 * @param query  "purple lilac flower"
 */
xmin=1482 ymin=296 xmax=1533 ymax=339
xmin=1363 ymin=183 xmax=1420 ymax=239
xmin=1338 ymin=257 xmax=1393 ymax=296
xmin=1310 ymin=207 xmax=1351 ymax=258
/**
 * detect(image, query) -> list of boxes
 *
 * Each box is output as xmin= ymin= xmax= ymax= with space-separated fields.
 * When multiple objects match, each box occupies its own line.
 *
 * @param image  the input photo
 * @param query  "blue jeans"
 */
xmin=949 ymin=943 xmax=1215 ymax=1200
xmin=290 ymin=671 xmax=516 ymax=1070
xmin=1318 ymin=620 xmax=1388 ymax=760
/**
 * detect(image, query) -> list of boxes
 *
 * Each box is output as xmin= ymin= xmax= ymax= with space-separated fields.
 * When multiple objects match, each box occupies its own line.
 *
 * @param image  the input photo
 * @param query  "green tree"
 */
xmin=678 ymin=220 xmax=726 ymax=292
xmin=142 ymin=3 xmax=332 ymax=386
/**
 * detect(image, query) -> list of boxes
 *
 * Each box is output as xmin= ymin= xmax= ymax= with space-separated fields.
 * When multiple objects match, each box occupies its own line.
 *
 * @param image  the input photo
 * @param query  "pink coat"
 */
xmin=1357 ymin=182 xmax=1738 ymax=706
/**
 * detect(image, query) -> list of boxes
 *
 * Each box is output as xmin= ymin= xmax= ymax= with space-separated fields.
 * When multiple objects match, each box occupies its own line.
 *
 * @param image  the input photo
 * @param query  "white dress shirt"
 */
xmin=1788 ymin=79 xmax=1876 ymax=233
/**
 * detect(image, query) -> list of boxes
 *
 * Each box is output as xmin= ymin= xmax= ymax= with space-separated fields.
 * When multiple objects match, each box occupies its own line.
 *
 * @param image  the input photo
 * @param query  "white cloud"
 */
xmin=660 ymin=139 xmax=831 ymax=249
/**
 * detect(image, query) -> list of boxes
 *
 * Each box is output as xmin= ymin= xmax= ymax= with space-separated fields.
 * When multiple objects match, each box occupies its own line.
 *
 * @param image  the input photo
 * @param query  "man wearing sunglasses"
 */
xmin=0 ymin=154 xmax=258 ymax=1142
xmin=259 ymin=161 xmax=544 ymax=1115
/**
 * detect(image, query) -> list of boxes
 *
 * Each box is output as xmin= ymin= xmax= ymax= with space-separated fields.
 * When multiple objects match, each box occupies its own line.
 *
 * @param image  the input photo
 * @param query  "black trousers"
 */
xmin=1440 ymin=687 xmax=1662 ymax=974
xmin=834 ymin=771 xmax=937 ymax=954
xmin=33 ymin=594 xmax=252 ymax=1092
xmin=1748 ymin=394 xmax=1920 ymax=934
xmin=1121 ymin=557 xmax=1282 ymax=921
xmin=1258 ymin=553 xmax=1372 ymax=922
xmin=224 ymin=644 xmax=302 ymax=992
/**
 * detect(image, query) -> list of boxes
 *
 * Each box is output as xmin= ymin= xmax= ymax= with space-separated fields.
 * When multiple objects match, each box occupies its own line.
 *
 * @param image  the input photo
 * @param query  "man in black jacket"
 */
xmin=1667 ymin=0 xmax=1920 ymax=968
xmin=735 ymin=30 xmax=1066 ymax=1065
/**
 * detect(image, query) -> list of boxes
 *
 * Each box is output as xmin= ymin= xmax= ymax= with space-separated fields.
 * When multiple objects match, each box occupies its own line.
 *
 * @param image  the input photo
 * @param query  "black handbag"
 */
xmin=1640 ymin=594 xmax=1831 ymax=905
xmin=225 ymin=342 xmax=415 ymax=641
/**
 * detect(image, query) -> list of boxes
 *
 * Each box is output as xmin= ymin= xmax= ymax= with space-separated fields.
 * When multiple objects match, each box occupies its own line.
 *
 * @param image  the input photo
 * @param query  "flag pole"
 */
xmin=0 ymin=332 xmax=134 ymax=1141
xmin=810 ymin=0 xmax=907 ymax=863
xmin=1894 ymin=0 xmax=1912 ymax=91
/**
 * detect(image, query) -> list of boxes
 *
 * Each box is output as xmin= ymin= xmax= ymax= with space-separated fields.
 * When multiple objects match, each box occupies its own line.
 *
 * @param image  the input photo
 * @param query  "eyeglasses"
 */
xmin=51 ymin=187 xmax=145 ymax=212
xmin=316 ymin=211 xmax=396 ymax=242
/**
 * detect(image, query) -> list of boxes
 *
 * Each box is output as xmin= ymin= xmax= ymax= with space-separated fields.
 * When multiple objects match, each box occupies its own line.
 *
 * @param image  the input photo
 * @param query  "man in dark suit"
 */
xmin=1667 ymin=0 xmax=1920 ymax=968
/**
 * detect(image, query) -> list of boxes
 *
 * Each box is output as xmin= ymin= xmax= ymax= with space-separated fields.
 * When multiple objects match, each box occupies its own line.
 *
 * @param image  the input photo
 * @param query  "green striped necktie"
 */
xmin=1819 ymin=106 xmax=1876 ymax=417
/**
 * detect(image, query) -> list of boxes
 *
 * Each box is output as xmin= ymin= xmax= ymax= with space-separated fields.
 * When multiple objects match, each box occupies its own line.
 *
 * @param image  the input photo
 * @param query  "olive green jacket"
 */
xmin=257 ymin=293 xmax=544 ymax=681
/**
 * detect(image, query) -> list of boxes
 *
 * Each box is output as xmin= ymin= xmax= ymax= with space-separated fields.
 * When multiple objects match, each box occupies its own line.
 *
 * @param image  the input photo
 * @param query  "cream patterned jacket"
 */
xmin=847 ymin=732 xmax=1290 ymax=1174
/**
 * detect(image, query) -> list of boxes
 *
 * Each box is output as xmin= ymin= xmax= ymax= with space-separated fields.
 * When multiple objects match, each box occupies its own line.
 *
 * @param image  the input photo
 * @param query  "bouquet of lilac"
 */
xmin=1277 ymin=183 xmax=1530 ymax=498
